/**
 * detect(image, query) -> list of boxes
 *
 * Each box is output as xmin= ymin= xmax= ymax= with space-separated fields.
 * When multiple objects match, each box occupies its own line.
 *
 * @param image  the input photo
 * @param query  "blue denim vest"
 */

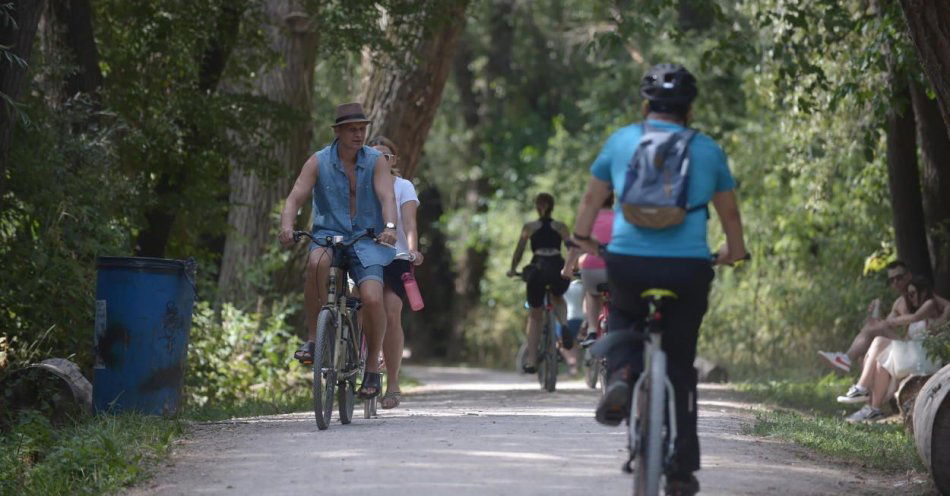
xmin=311 ymin=141 xmax=395 ymax=268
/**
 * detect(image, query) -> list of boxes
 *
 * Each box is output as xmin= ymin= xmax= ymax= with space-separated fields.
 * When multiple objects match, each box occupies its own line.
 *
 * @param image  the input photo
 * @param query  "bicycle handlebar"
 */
xmin=292 ymin=228 xmax=377 ymax=248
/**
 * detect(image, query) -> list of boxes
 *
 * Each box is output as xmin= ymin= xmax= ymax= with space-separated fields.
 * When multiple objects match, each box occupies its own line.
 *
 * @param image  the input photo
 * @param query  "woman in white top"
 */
xmin=370 ymin=136 xmax=423 ymax=410
xmin=846 ymin=275 xmax=946 ymax=423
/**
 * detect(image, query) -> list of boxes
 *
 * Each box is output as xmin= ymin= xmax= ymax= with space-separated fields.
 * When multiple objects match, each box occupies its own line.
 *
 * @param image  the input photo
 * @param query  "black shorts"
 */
xmin=383 ymin=259 xmax=412 ymax=301
xmin=524 ymin=256 xmax=569 ymax=308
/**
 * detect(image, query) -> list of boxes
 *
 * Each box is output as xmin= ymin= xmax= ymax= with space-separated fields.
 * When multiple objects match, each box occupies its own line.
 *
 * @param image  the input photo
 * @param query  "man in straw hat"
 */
xmin=279 ymin=102 xmax=398 ymax=399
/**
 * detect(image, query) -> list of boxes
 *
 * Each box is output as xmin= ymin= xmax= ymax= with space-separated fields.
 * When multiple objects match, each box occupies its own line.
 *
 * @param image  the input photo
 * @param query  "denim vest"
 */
xmin=311 ymin=141 xmax=395 ymax=268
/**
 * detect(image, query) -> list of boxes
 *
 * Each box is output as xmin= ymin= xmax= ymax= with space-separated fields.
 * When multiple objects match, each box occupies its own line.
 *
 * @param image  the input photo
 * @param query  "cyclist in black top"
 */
xmin=507 ymin=193 xmax=571 ymax=373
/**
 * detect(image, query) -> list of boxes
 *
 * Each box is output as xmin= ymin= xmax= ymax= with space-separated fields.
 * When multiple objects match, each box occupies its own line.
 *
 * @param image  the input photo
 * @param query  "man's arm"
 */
xmin=278 ymin=154 xmax=319 ymax=247
xmin=710 ymin=190 xmax=747 ymax=264
xmin=508 ymin=224 xmax=531 ymax=277
xmin=572 ymin=176 xmax=611 ymax=252
xmin=373 ymin=155 xmax=397 ymax=246
xmin=884 ymin=299 xmax=938 ymax=327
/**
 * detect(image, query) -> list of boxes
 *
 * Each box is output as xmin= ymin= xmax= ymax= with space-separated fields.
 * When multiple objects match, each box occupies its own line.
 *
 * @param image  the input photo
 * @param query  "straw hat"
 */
xmin=331 ymin=102 xmax=372 ymax=127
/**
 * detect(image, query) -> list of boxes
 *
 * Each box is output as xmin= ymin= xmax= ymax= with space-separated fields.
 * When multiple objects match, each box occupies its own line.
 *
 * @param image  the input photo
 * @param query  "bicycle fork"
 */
xmin=625 ymin=333 xmax=679 ymax=474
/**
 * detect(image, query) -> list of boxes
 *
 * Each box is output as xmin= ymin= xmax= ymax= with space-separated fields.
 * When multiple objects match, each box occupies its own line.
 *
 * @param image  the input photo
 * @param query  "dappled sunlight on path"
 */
xmin=128 ymin=366 xmax=897 ymax=496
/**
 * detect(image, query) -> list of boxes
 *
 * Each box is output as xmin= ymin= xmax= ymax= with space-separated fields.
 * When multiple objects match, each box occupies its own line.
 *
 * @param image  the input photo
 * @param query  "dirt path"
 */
xmin=129 ymin=366 xmax=904 ymax=495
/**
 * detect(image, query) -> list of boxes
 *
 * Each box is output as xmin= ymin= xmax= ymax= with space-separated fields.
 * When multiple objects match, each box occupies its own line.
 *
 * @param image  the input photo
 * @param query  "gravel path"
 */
xmin=128 ymin=365 xmax=910 ymax=495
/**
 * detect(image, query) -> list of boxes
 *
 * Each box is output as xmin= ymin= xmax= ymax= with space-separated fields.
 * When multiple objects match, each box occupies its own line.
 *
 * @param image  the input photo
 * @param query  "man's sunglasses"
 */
xmin=888 ymin=273 xmax=907 ymax=284
xmin=382 ymin=153 xmax=396 ymax=162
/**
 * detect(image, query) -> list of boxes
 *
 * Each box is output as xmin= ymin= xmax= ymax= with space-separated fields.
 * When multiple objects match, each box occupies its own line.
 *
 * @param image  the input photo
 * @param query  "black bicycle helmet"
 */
xmin=639 ymin=63 xmax=698 ymax=108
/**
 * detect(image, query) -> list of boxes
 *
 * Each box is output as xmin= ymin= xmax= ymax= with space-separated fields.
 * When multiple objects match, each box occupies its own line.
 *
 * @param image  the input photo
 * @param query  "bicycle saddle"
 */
xmin=640 ymin=288 xmax=678 ymax=300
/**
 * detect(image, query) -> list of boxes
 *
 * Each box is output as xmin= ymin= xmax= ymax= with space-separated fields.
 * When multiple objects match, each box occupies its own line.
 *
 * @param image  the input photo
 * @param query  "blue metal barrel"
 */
xmin=93 ymin=257 xmax=196 ymax=416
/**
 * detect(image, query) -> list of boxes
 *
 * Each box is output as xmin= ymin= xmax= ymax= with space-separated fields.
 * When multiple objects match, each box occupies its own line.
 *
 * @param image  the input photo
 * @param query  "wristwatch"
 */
xmin=384 ymin=222 xmax=396 ymax=230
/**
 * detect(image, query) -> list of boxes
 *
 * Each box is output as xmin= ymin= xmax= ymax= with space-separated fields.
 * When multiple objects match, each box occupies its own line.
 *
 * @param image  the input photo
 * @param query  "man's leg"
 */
xmin=358 ymin=279 xmax=387 ymax=378
xmin=381 ymin=287 xmax=404 ymax=394
xmin=304 ymin=248 xmax=332 ymax=341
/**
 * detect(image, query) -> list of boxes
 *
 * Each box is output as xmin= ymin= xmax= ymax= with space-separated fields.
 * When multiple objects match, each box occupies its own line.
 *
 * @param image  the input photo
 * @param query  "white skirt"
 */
xmin=878 ymin=321 xmax=941 ymax=380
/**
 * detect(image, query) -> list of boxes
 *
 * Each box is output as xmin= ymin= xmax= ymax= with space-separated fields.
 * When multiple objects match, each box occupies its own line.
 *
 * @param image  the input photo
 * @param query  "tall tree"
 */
xmin=899 ymin=1 xmax=950 ymax=138
xmin=0 ymin=0 xmax=47 ymax=197
xmin=910 ymin=80 xmax=950 ymax=295
xmin=217 ymin=1 xmax=318 ymax=303
xmin=43 ymin=0 xmax=102 ymax=103
xmin=361 ymin=0 xmax=468 ymax=179
xmin=886 ymin=79 xmax=932 ymax=279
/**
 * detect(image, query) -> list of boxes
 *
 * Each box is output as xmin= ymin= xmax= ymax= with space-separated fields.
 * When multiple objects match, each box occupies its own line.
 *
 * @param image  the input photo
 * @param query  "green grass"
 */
xmin=0 ymin=411 xmax=180 ymax=496
xmin=734 ymin=373 xmax=924 ymax=473
xmin=745 ymin=410 xmax=922 ymax=472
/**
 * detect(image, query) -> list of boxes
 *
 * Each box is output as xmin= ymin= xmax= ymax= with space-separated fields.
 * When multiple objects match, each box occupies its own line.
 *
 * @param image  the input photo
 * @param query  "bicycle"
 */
xmin=293 ymin=229 xmax=380 ymax=430
xmin=583 ymin=281 xmax=610 ymax=394
xmin=590 ymin=253 xmax=749 ymax=495
xmin=511 ymin=271 xmax=560 ymax=393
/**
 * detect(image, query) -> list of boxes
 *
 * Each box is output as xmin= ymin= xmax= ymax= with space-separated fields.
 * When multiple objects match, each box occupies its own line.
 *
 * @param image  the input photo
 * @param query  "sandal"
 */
xmin=357 ymin=371 xmax=382 ymax=399
xmin=380 ymin=391 xmax=402 ymax=409
xmin=294 ymin=341 xmax=314 ymax=365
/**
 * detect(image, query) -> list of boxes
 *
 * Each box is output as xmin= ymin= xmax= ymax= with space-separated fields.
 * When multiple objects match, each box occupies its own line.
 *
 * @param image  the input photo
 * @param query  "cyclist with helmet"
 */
xmin=507 ymin=193 xmax=572 ymax=373
xmin=570 ymin=64 xmax=747 ymax=495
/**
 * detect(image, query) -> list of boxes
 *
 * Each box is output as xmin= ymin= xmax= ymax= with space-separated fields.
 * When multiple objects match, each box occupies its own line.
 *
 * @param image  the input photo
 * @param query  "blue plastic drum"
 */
xmin=92 ymin=257 xmax=196 ymax=416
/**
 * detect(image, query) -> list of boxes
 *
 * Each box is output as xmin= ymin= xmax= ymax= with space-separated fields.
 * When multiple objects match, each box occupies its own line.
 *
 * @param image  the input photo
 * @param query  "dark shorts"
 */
xmin=524 ymin=256 xmax=570 ymax=308
xmin=383 ymin=259 xmax=412 ymax=301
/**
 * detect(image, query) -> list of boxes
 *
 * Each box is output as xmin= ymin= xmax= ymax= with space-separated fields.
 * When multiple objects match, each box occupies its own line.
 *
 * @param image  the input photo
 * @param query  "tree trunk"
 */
xmin=44 ymin=0 xmax=101 ymax=102
xmin=217 ymin=1 xmax=318 ymax=304
xmin=899 ymin=0 xmax=950 ymax=138
xmin=360 ymin=1 xmax=468 ymax=179
xmin=910 ymin=80 xmax=950 ymax=296
xmin=0 ymin=0 xmax=47 ymax=198
xmin=886 ymin=79 xmax=932 ymax=279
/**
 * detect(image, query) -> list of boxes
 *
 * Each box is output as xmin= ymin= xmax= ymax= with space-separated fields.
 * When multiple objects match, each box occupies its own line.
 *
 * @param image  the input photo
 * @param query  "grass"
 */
xmin=734 ymin=373 xmax=924 ymax=473
xmin=0 ymin=411 xmax=181 ymax=496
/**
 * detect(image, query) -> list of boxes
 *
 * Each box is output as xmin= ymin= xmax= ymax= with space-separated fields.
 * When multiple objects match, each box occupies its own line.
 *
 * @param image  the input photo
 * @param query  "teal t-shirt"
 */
xmin=590 ymin=119 xmax=735 ymax=259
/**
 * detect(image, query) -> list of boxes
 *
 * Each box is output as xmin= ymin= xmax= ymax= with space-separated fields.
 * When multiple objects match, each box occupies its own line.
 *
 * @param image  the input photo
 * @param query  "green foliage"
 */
xmin=187 ymin=301 xmax=307 ymax=407
xmin=735 ymin=374 xmax=858 ymax=417
xmin=0 ymin=410 xmax=180 ymax=496
xmin=922 ymin=321 xmax=950 ymax=365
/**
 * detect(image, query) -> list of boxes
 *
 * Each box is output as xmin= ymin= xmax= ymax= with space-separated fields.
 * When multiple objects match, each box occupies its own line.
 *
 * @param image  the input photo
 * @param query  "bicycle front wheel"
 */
xmin=313 ymin=308 xmax=337 ymax=430
xmin=634 ymin=352 xmax=667 ymax=496
xmin=337 ymin=315 xmax=358 ymax=424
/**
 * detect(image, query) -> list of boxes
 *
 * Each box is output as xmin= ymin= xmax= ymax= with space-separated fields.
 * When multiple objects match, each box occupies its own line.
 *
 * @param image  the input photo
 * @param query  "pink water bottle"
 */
xmin=402 ymin=267 xmax=424 ymax=311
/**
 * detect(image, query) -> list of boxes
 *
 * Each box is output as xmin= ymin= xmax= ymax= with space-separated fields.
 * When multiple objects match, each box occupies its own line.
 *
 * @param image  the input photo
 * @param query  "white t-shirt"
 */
xmin=393 ymin=177 xmax=420 ymax=258
xmin=565 ymin=279 xmax=585 ymax=321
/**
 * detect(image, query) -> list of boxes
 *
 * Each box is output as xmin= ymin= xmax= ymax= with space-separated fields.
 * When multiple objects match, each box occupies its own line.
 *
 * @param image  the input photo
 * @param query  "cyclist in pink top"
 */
xmin=562 ymin=193 xmax=614 ymax=341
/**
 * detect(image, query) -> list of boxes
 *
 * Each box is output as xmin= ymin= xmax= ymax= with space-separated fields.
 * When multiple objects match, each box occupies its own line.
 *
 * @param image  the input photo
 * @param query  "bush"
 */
xmin=186 ymin=300 xmax=308 ymax=408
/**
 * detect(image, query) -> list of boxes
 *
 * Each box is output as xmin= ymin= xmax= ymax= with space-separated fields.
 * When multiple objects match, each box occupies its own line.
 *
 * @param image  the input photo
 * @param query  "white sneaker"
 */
xmin=818 ymin=351 xmax=851 ymax=373
xmin=837 ymin=385 xmax=869 ymax=404
xmin=846 ymin=405 xmax=885 ymax=423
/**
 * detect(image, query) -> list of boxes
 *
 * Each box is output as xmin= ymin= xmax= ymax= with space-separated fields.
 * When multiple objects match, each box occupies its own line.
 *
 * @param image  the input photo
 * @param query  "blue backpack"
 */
xmin=620 ymin=122 xmax=703 ymax=228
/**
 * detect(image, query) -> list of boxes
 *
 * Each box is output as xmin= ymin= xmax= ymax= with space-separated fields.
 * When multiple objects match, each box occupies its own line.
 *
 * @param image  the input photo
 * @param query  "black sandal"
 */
xmin=357 ymin=371 xmax=382 ymax=399
xmin=294 ymin=341 xmax=314 ymax=365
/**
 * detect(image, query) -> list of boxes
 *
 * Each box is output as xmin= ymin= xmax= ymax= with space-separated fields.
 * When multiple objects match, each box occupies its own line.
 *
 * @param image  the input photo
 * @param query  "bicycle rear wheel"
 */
xmin=633 ymin=352 xmax=666 ymax=496
xmin=540 ymin=311 xmax=557 ymax=392
xmin=313 ymin=308 xmax=337 ymax=430
xmin=584 ymin=349 xmax=599 ymax=389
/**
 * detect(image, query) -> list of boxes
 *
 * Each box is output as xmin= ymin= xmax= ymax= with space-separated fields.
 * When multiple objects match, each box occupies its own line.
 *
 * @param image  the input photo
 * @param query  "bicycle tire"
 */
xmin=584 ymin=349 xmax=598 ymax=389
xmin=313 ymin=308 xmax=337 ymax=430
xmin=337 ymin=315 xmax=358 ymax=424
xmin=541 ymin=311 xmax=557 ymax=392
xmin=634 ymin=351 xmax=667 ymax=496
xmin=358 ymin=332 xmax=378 ymax=419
